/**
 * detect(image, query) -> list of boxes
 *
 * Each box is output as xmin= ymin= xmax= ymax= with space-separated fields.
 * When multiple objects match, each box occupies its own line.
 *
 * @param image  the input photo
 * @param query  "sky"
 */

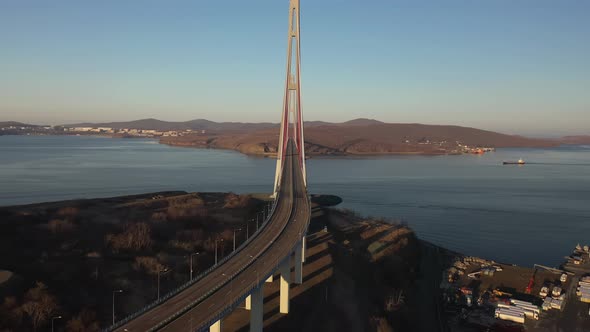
xmin=0 ymin=1 xmax=589 ymax=136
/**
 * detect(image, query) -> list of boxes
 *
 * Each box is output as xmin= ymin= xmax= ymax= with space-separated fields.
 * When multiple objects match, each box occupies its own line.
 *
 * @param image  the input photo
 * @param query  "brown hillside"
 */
xmin=161 ymin=122 xmax=557 ymax=156
xmin=561 ymin=135 xmax=590 ymax=144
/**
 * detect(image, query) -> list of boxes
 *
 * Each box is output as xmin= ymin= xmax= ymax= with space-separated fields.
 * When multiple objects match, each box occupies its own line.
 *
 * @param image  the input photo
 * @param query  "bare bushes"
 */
xmin=151 ymin=212 xmax=167 ymax=222
xmin=133 ymin=256 xmax=166 ymax=275
xmin=167 ymin=197 xmax=206 ymax=220
xmin=48 ymin=219 xmax=76 ymax=234
xmin=65 ymin=309 xmax=99 ymax=332
xmin=169 ymin=229 xmax=205 ymax=251
xmin=105 ymin=222 xmax=152 ymax=252
xmin=223 ymin=193 xmax=251 ymax=209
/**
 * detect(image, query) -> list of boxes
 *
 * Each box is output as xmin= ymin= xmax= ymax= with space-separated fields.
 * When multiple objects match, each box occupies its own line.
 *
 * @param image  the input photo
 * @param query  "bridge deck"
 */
xmin=115 ymin=139 xmax=310 ymax=331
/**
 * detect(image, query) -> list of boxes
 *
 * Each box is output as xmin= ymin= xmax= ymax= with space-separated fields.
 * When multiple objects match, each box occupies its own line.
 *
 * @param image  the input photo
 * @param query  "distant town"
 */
xmin=0 ymin=122 xmax=201 ymax=138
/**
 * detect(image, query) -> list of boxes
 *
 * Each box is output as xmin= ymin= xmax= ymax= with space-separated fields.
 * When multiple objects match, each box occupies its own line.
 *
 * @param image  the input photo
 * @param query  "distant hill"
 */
xmin=0 ymin=121 xmax=40 ymax=128
xmin=303 ymin=123 xmax=555 ymax=149
xmin=6 ymin=117 xmax=577 ymax=155
xmin=161 ymin=121 xmax=559 ymax=156
xmin=339 ymin=118 xmax=384 ymax=126
xmin=63 ymin=118 xmax=386 ymax=133
xmin=63 ymin=118 xmax=277 ymax=133
xmin=560 ymin=135 xmax=590 ymax=144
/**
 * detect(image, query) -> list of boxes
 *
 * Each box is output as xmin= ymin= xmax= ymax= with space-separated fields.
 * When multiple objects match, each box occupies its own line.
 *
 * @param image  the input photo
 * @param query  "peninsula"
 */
xmin=1 ymin=118 xmax=566 ymax=157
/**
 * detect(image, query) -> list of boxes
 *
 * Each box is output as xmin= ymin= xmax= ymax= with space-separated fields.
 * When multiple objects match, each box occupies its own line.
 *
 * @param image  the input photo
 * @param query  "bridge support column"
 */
xmin=245 ymin=294 xmax=251 ymax=310
xmin=250 ymin=285 xmax=264 ymax=332
xmin=302 ymin=235 xmax=306 ymax=263
xmin=279 ymin=259 xmax=291 ymax=314
xmin=210 ymin=319 xmax=222 ymax=332
xmin=294 ymin=241 xmax=303 ymax=284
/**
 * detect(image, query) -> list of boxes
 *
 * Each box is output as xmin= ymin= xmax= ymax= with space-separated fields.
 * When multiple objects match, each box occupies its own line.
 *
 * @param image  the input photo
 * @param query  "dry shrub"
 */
xmin=133 ymin=256 xmax=165 ymax=275
xmin=167 ymin=198 xmax=206 ymax=220
xmin=220 ymin=229 xmax=233 ymax=241
xmin=86 ymin=251 xmax=101 ymax=258
xmin=371 ymin=316 xmax=394 ymax=332
xmin=48 ymin=219 xmax=76 ymax=234
xmin=2 ymin=297 xmax=17 ymax=310
xmin=169 ymin=240 xmax=193 ymax=251
xmin=202 ymin=236 xmax=216 ymax=252
xmin=105 ymin=222 xmax=152 ymax=252
xmin=199 ymin=230 xmax=231 ymax=254
xmin=0 ymin=296 xmax=21 ymax=327
xmin=169 ymin=229 xmax=206 ymax=251
xmin=223 ymin=193 xmax=251 ymax=208
xmin=65 ymin=309 xmax=99 ymax=332
xmin=151 ymin=212 xmax=167 ymax=222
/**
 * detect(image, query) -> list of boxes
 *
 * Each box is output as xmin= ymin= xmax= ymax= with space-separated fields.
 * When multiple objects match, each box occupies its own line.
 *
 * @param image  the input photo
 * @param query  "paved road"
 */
xmin=115 ymin=139 xmax=310 ymax=331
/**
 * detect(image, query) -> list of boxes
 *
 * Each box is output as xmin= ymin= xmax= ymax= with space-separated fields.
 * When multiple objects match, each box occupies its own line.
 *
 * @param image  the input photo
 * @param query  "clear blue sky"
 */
xmin=1 ymin=1 xmax=588 ymax=136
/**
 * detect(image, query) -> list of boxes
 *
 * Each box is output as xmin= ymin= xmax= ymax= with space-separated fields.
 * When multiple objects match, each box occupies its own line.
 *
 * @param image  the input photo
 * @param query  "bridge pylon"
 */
xmin=274 ymin=0 xmax=306 ymax=197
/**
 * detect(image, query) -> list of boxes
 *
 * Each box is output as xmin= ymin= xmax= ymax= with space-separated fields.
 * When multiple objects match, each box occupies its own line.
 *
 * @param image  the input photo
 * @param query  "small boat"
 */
xmin=503 ymin=159 xmax=525 ymax=165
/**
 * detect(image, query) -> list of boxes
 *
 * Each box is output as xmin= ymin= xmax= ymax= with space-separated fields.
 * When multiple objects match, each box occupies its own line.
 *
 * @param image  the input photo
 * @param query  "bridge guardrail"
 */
xmin=103 ymin=196 xmax=280 ymax=332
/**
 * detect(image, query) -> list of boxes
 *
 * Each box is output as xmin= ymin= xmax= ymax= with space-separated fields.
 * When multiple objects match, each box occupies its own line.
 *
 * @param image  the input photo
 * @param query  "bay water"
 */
xmin=1 ymin=135 xmax=589 ymax=266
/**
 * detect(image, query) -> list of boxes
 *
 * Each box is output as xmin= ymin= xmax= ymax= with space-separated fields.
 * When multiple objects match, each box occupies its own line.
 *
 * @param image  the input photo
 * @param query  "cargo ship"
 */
xmin=503 ymin=159 xmax=525 ymax=165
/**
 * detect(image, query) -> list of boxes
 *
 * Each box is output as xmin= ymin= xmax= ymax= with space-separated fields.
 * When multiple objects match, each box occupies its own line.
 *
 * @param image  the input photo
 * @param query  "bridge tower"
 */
xmin=274 ymin=0 xmax=306 ymax=196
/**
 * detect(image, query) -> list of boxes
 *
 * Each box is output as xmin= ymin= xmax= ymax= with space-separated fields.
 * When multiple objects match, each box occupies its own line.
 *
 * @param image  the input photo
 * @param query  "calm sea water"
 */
xmin=1 ymin=135 xmax=589 ymax=266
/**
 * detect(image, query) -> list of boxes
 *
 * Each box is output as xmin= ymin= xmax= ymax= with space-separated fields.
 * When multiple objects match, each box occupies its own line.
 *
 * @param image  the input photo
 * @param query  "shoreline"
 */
xmin=1 ymin=133 xmax=565 ymax=158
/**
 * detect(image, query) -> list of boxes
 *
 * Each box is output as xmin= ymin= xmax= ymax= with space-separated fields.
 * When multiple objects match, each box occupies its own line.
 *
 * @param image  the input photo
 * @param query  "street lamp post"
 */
xmin=157 ymin=268 xmax=170 ymax=301
xmin=215 ymin=238 xmax=224 ymax=265
xmin=189 ymin=252 xmax=200 ymax=281
xmin=233 ymin=228 xmax=242 ymax=251
xmin=112 ymin=290 xmax=123 ymax=325
xmin=51 ymin=315 xmax=62 ymax=332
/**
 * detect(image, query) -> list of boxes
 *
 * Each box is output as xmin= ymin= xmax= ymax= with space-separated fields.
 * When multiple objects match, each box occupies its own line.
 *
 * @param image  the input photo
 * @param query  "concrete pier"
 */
xmin=302 ymin=235 xmax=306 ymax=263
xmin=210 ymin=319 xmax=222 ymax=332
xmin=250 ymin=285 xmax=264 ymax=332
xmin=279 ymin=259 xmax=291 ymax=314
xmin=245 ymin=294 xmax=251 ymax=310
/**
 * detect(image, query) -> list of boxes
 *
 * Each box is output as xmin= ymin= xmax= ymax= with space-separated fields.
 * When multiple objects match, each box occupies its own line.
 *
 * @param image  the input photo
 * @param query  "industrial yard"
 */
xmin=441 ymin=244 xmax=590 ymax=331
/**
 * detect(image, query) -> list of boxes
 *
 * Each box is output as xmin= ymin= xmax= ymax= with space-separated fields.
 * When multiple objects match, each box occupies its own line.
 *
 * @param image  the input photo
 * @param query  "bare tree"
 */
xmin=133 ymin=256 xmax=166 ymax=275
xmin=105 ymin=222 xmax=153 ymax=252
xmin=20 ymin=282 xmax=58 ymax=332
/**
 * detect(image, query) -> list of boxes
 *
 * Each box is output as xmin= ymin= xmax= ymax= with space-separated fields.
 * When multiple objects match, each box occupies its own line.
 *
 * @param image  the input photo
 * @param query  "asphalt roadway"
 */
xmin=115 ymin=139 xmax=310 ymax=332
